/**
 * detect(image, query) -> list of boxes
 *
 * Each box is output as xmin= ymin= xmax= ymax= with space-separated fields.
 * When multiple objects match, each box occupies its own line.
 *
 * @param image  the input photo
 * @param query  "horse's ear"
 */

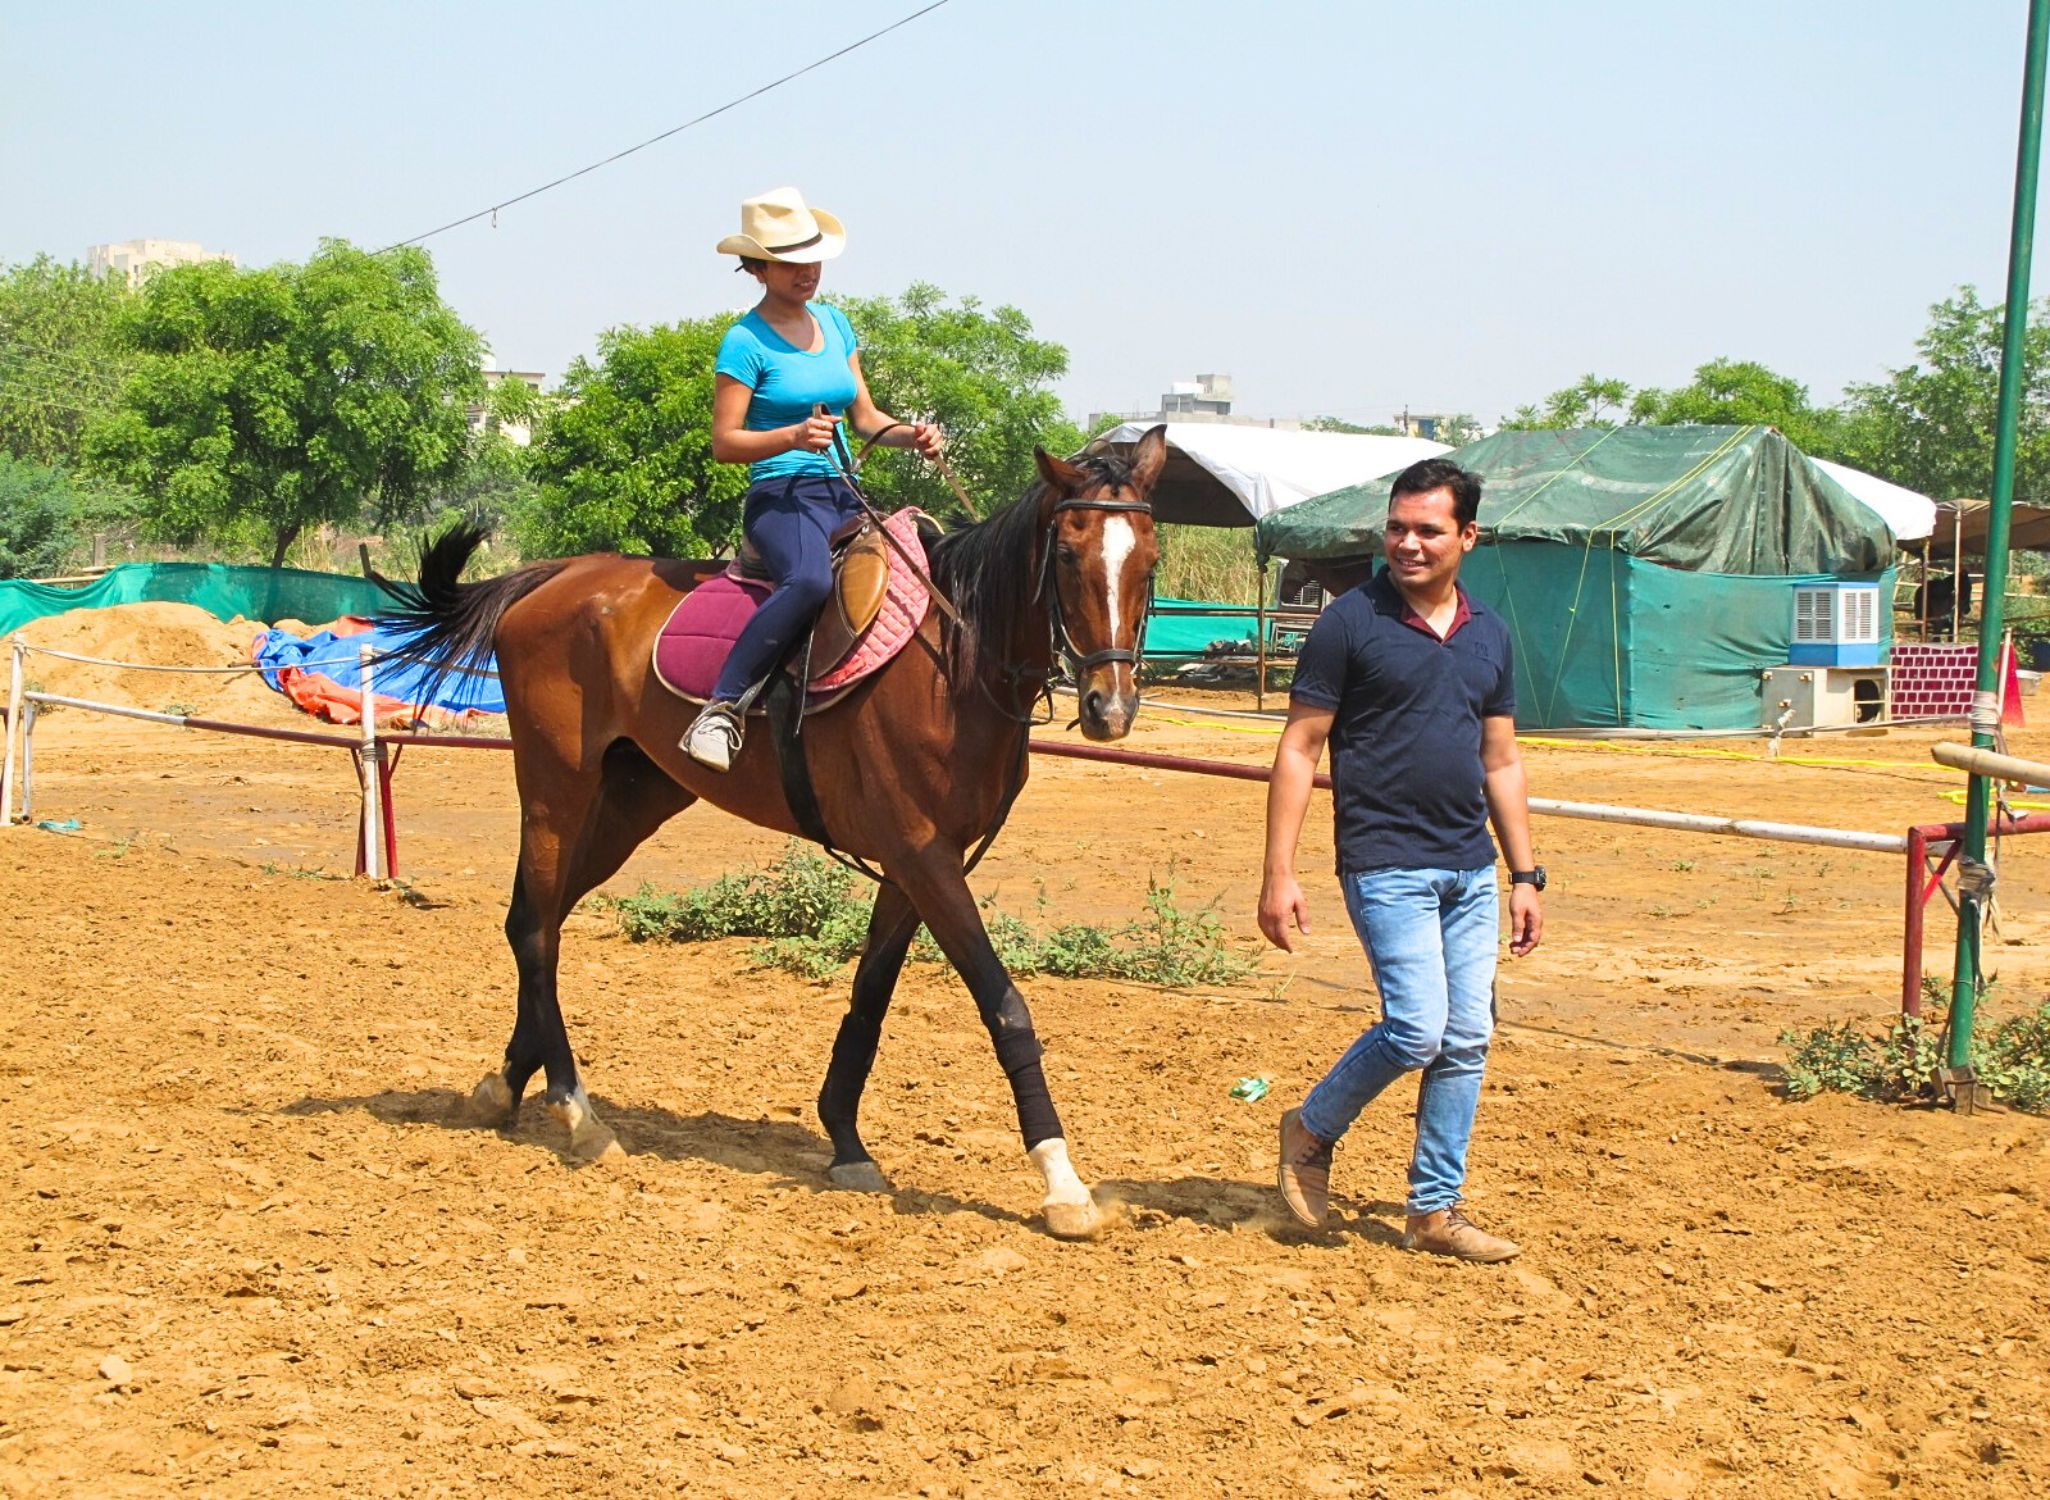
xmin=1130 ymin=424 xmax=1169 ymax=494
xmin=1034 ymin=445 xmax=1088 ymax=494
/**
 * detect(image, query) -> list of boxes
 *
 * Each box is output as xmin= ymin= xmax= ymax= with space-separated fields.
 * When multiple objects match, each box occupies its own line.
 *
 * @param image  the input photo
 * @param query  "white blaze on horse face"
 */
xmin=1100 ymin=516 xmax=1139 ymax=645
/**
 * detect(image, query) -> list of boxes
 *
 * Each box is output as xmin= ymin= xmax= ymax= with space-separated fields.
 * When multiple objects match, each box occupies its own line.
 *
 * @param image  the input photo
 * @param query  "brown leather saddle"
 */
xmin=733 ymin=516 xmax=892 ymax=679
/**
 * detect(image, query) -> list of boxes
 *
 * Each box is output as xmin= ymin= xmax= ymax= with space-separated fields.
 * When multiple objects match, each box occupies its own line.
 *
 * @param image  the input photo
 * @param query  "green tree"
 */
xmin=517 ymin=315 xmax=745 ymax=558
xmin=0 ymin=453 xmax=83 ymax=578
xmin=1630 ymin=358 xmax=1846 ymax=457
xmin=1303 ymin=415 xmax=1402 ymax=435
xmin=85 ymin=239 xmax=483 ymax=568
xmin=1502 ymin=373 xmax=1633 ymax=430
xmin=0 ymin=255 xmax=137 ymax=468
xmin=518 ymin=284 xmax=1082 ymax=559
xmin=1838 ymin=287 xmax=2050 ymax=502
xmin=837 ymin=283 xmax=1081 ymax=521
xmin=1435 ymin=413 xmax=1485 ymax=447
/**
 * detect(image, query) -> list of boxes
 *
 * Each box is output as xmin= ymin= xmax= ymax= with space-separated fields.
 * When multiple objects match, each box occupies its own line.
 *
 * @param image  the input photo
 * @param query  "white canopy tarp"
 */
xmin=1090 ymin=422 xmax=1450 ymax=527
xmin=1810 ymin=457 xmax=1937 ymax=544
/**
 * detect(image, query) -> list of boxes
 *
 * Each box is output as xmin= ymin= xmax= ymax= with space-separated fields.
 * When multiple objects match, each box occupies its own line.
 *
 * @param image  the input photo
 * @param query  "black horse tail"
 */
xmin=369 ymin=524 xmax=570 ymax=715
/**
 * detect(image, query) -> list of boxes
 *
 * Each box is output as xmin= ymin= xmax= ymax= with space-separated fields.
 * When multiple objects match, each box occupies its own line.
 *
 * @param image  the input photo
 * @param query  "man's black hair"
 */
xmin=1389 ymin=458 xmax=1482 ymax=527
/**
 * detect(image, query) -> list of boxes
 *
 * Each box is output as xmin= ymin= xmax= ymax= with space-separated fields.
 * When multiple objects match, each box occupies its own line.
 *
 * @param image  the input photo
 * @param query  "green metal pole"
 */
xmin=1948 ymin=0 xmax=2050 ymax=1078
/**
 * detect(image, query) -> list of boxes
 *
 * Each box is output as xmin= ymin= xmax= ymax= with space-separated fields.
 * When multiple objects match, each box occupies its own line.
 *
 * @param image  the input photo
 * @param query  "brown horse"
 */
xmin=376 ymin=427 xmax=1167 ymax=1239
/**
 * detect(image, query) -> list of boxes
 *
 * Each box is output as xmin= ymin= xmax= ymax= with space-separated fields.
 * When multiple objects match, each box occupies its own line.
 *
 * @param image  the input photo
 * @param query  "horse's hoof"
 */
xmin=1043 ymin=1196 xmax=1111 ymax=1242
xmin=466 ymin=1072 xmax=515 ymax=1127
xmin=827 ymin=1160 xmax=890 ymax=1193
xmin=568 ymin=1126 xmax=625 ymax=1166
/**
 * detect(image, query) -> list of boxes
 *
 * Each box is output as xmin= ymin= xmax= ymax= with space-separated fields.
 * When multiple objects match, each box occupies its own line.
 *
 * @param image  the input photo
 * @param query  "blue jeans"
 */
xmin=1298 ymin=866 xmax=1499 ymax=1215
xmin=710 ymin=472 xmax=862 ymax=704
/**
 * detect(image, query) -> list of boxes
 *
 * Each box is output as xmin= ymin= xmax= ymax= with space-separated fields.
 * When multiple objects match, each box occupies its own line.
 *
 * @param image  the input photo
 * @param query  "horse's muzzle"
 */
xmin=1077 ymin=671 xmax=1139 ymax=741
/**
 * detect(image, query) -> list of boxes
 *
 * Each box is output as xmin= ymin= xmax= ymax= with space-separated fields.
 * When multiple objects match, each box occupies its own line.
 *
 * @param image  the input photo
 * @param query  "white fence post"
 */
xmin=2 ymin=635 xmax=25 ymax=826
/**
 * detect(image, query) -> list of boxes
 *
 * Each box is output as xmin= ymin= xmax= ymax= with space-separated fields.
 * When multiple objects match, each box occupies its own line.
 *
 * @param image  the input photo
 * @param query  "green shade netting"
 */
xmin=0 ymin=563 xmax=389 ymax=636
xmin=1255 ymin=425 xmax=1894 ymax=575
xmin=1144 ymin=596 xmax=1258 ymax=659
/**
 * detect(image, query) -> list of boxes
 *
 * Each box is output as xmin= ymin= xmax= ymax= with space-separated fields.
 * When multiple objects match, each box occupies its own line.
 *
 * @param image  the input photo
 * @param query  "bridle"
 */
xmin=988 ymin=491 xmax=1164 ymax=725
xmin=1036 ymin=493 xmax=1157 ymax=680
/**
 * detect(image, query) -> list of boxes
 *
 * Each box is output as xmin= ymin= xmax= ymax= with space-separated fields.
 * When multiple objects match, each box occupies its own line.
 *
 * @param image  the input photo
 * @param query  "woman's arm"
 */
xmin=710 ymin=374 xmax=836 ymax=465
xmin=845 ymin=353 xmax=944 ymax=460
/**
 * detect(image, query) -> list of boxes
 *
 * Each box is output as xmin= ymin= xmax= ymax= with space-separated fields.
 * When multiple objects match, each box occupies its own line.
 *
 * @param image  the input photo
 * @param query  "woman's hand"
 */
xmin=791 ymin=410 xmax=841 ymax=453
xmin=909 ymin=421 xmax=945 ymax=461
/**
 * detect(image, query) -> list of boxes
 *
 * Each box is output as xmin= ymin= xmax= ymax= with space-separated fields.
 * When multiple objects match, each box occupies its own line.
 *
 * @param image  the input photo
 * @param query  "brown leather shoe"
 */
xmin=1277 ymin=1108 xmax=1333 ymax=1228
xmin=1401 ymin=1206 xmax=1520 ymax=1262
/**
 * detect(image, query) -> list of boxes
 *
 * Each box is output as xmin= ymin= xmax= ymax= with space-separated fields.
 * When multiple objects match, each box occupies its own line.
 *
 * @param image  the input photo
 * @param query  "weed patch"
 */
xmin=611 ymin=844 xmax=1257 ymax=988
xmin=1780 ymin=985 xmax=2050 ymax=1113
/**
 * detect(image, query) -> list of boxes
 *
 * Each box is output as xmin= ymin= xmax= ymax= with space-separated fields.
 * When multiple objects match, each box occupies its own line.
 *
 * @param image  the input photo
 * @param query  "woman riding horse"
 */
xmin=684 ymin=186 xmax=944 ymax=770
xmin=377 ymin=416 xmax=1169 ymax=1239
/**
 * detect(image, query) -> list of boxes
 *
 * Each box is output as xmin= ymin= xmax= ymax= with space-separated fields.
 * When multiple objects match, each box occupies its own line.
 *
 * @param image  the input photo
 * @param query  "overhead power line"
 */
xmin=378 ymin=0 xmax=954 ymax=253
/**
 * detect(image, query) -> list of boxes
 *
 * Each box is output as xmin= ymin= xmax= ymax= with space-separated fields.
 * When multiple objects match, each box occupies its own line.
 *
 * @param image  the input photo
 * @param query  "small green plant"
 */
xmin=93 ymin=829 xmax=142 ymax=860
xmin=1780 ymin=987 xmax=2050 ymax=1113
xmin=160 ymin=701 xmax=197 ymax=717
xmin=614 ymin=847 xmax=1257 ymax=987
xmin=1671 ymin=859 xmax=1696 ymax=873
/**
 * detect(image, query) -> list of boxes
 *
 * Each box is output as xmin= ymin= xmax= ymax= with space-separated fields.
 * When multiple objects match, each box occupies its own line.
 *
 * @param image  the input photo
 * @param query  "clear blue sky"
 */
xmin=4 ymin=0 xmax=2043 ymax=427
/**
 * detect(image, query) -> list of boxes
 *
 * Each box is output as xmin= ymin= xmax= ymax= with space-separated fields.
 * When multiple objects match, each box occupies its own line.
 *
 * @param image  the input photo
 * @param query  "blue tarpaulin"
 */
xmin=252 ymin=624 xmax=506 ymax=715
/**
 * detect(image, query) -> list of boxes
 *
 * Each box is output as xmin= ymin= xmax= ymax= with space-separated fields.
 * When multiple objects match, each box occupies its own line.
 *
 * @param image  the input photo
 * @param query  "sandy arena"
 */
xmin=1 ymin=604 xmax=2046 ymax=1497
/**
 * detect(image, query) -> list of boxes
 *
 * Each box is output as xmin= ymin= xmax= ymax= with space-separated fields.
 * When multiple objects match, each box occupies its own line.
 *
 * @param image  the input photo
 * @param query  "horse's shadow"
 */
xmin=1101 ymin=1173 xmax=1408 ymax=1248
xmin=278 ymin=1087 xmax=1033 ymax=1229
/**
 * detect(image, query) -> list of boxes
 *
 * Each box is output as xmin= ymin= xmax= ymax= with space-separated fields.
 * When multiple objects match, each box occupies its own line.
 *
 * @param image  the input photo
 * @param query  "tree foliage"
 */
xmin=0 ymin=453 xmax=82 ymax=578
xmin=1836 ymin=287 xmax=2050 ymax=503
xmin=834 ymin=283 xmax=1080 ymax=520
xmin=1504 ymin=373 xmax=1633 ymax=430
xmin=518 ymin=284 xmax=1081 ymax=559
xmin=85 ymin=240 xmax=483 ymax=567
xmin=0 ymin=255 xmax=137 ymax=468
xmin=1630 ymin=358 xmax=1845 ymax=457
xmin=517 ymin=315 xmax=746 ymax=559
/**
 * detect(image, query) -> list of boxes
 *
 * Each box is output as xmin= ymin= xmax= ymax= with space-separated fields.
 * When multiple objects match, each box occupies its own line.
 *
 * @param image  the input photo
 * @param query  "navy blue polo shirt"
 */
xmin=1290 ymin=569 xmax=1516 ymax=874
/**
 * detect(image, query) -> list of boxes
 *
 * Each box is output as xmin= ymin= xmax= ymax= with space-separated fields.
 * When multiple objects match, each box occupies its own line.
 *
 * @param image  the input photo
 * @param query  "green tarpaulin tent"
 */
xmin=1253 ymin=426 xmax=1898 ymax=731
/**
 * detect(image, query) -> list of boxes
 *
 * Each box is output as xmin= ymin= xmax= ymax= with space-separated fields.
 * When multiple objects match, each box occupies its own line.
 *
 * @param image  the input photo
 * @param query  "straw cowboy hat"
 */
xmin=715 ymin=186 xmax=846 ymax=263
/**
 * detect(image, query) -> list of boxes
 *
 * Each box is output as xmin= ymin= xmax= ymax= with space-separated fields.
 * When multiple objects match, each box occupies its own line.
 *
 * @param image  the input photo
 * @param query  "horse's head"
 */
xmin=1032 ymin=425 xmax=1167 ymax=741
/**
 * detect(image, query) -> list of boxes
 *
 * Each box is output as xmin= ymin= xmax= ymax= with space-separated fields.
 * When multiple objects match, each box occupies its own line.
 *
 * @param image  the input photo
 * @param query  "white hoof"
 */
xmin=1043 ymin=1196 xmax=1111 ymax=1241
xmin=827 ymin=1160 xmax=890 ymax=1193
xmin=548 ymin=1088 xmax=624 ymax=1165
xmin=467 ymin=1072 xmax=515 ymax=1126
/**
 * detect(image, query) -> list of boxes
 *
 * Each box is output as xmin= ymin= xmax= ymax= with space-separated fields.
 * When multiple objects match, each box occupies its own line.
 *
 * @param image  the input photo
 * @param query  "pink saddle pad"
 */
xmin=650 ymin=508 xmax=933 ymax=709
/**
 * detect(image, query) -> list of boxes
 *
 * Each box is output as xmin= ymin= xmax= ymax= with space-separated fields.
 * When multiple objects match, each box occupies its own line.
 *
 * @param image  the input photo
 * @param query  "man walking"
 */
xmin=1258 ymin=458 xmax=1542 ymax=1262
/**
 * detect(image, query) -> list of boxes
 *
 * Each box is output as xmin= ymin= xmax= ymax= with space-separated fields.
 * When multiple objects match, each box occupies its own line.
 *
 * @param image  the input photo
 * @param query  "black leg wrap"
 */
xmin=988 ymin=1022 xmax=1062 ymax=1148
xmin=818 ymin=1013 xmax=885 ymax=1155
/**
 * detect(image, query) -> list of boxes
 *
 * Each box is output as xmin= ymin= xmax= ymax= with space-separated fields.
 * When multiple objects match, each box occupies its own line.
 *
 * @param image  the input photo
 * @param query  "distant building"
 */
xmin=1090 ymin=373 xmax=1305 ymax=432
xmin=86 ymin=239 xmax=237 ymax=288
xmin=469 ymin=365 xmax=547 ymax=447
xmin=1394 ymin=410 xmax=1450 ymax=441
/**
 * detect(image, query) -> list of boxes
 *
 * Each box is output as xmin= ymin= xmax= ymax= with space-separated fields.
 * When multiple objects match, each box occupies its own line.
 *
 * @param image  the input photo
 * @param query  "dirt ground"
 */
xmin=1 ymin=605 xmax=2046 ymax=1496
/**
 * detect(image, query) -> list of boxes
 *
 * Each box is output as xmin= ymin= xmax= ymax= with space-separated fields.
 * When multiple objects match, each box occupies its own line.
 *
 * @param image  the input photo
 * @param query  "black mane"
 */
xmin=930 ymin=452 xmax=1138 ymax=687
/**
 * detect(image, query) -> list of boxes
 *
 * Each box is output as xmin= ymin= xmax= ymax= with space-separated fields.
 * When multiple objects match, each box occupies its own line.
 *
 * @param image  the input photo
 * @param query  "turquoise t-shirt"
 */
xmin=714 ymin=302 xmax=862 ymax=483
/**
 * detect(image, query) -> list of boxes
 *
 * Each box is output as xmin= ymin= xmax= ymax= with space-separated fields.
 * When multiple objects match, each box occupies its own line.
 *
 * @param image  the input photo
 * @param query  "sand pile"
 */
xmin=15 ymin=602 xmax=330 ymax=727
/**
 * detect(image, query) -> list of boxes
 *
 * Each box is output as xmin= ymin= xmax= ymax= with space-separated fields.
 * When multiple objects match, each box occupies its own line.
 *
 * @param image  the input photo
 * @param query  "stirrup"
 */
xmin=683 ymin=701 xmax=743 ymax=771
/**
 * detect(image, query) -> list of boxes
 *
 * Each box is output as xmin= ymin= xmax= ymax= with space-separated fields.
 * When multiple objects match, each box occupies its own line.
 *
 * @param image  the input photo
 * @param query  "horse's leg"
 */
xmin=476 ymin=744 xmax=694 ymax=1164
xmin=891 ymin=851 xmax=1108 ymax=1240
xmin=817 ymin=882 xmax=922 ymax=1191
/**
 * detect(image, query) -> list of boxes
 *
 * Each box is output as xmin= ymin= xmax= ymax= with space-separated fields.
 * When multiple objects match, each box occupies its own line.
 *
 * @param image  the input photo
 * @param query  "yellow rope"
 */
xmin=1594 ymin=426 xmax=1755 ymax=533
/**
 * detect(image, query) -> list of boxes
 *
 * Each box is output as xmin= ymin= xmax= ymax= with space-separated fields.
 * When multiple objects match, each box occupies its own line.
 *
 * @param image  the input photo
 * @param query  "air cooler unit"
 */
xmin=1787 ymin=582 xmax=1883 ymax=667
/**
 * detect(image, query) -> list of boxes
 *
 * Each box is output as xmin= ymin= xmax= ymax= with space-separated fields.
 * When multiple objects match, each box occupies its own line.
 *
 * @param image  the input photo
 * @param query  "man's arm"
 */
xmin=1257 ymin=701 xmax=1335 ymax=952
xmin=1481 ymin=713 xmax=1542 ymax=957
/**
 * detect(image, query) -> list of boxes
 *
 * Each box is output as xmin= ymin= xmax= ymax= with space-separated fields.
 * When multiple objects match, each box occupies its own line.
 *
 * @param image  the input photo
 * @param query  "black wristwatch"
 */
xmin=1510 ymin=866 xmax=1547 ymax=892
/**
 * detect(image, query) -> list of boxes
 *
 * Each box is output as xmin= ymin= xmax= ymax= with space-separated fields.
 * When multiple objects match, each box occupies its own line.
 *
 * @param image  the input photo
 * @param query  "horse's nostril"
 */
xmin=1084 ymin=690 xmax=1107 ymax=718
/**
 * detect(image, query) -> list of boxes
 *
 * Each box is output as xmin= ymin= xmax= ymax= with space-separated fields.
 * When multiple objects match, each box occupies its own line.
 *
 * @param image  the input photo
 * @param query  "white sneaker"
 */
xmin=683 ymin=703 xmax=742 ymax=771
